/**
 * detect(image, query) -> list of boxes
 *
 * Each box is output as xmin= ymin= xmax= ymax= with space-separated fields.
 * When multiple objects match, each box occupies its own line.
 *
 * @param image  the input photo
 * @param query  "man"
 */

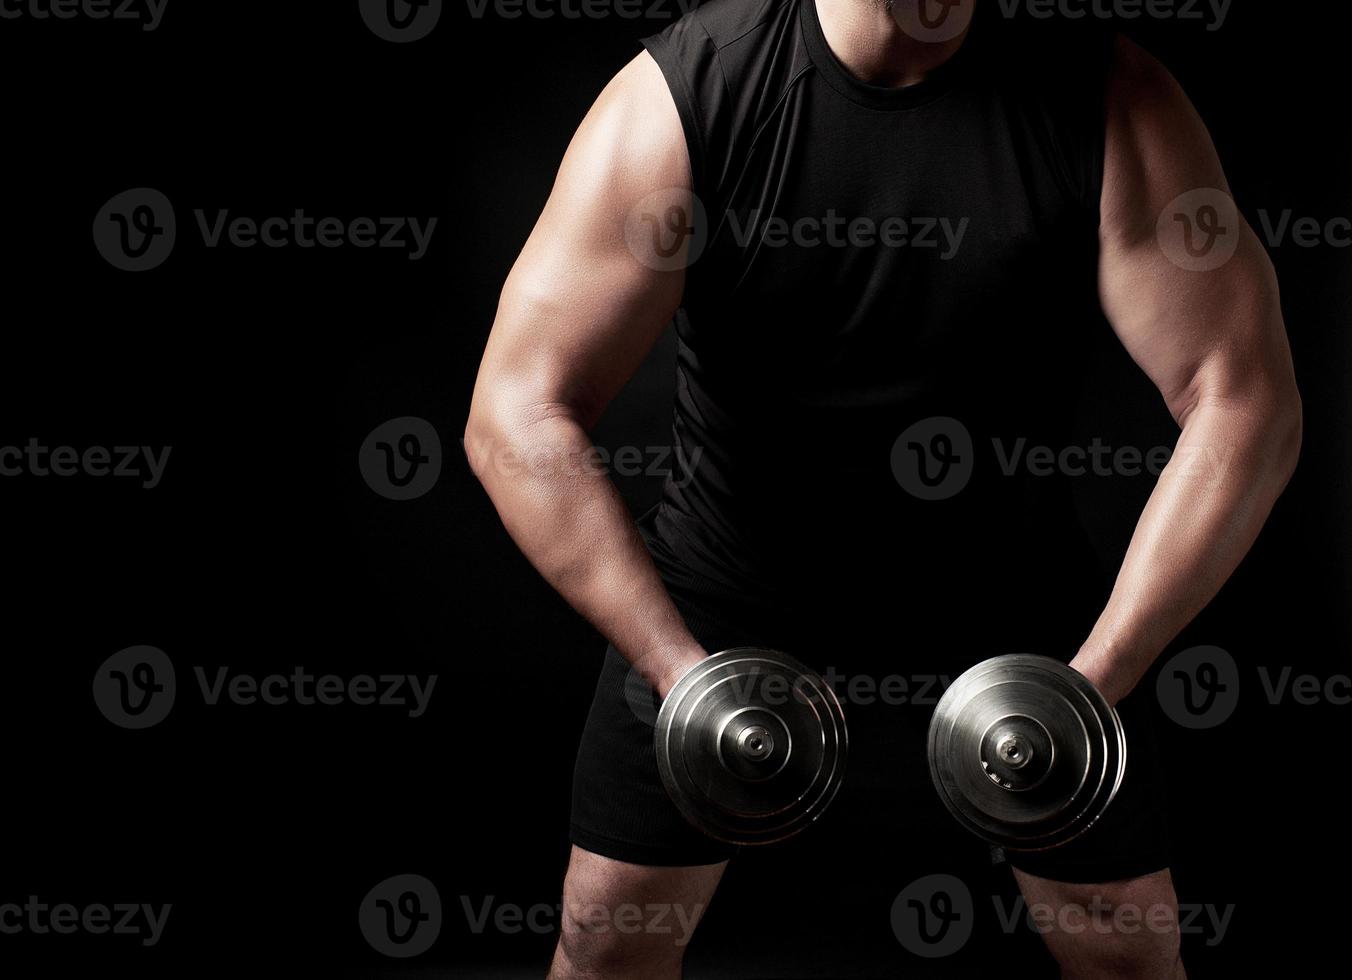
xmin=466 ymin=0 xmax=1301 ymax=976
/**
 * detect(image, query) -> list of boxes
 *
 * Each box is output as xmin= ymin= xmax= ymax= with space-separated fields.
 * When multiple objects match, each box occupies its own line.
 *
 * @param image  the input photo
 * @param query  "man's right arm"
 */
xmin=464 ymin=52 xmax=707 ymax=699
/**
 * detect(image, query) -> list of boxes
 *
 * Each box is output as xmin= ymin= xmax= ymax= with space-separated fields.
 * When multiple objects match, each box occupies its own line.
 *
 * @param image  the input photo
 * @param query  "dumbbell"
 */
xmin=655 ymin=648 xmax=848 ymax=845
xmin=928 ymin=654 xmax=1126 ymax=850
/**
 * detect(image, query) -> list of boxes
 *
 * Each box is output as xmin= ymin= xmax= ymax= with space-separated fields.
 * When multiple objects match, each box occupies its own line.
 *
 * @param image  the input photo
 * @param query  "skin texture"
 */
xmin=466 ymin=4 xmax=1298 ymax=976
xmin=546 ymin=848 xmax=725 ymax=980
xmin=826 ymin=0 xmax=975 ymax=84
xmin=1013 ymin=867 xmax=1186 ymax=980
xmin=465 ymin=52 xmax=705 ymax=703
xmin=1068 ymin=35 xmax=1302 ymax=709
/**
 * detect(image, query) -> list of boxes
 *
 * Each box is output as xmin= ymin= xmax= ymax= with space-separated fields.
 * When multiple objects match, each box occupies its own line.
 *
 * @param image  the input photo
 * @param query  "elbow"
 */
xmin=463 ymin=375 xmax=581 ymax=488
xmin=1272 ymin=385 xmax=1303 ymax=486
xmin=1250 ymin=369 xmax=1303 ymax=490
xmin=463 ymin=385 xmax=506 ymax=487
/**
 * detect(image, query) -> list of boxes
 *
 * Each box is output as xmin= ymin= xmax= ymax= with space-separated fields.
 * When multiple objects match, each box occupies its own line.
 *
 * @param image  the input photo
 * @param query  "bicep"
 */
xmin=1099 ymin=36 xmax=1291 ymax=424
xmin=475 ymin=52 xmax=692 ymax=430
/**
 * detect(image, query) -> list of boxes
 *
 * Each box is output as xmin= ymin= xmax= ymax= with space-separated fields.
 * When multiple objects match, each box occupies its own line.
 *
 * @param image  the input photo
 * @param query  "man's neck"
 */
xmin=814 ymin=0 xmax=975 ymax=88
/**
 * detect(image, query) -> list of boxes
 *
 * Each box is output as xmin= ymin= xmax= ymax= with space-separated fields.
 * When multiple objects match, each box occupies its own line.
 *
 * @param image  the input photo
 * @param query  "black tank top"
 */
xmin=640 ymin=0 xmax=1117 ymax=653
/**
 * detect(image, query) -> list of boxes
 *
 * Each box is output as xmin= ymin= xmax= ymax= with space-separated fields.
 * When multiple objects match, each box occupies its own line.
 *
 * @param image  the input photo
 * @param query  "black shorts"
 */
xmin=569 ymin=578 xmax=1172 ymax=884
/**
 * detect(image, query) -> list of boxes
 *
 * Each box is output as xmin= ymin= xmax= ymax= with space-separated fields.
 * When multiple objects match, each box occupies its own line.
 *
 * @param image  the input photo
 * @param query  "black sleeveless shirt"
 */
xmin=640 ymin=0 xmax=1118 ymax=652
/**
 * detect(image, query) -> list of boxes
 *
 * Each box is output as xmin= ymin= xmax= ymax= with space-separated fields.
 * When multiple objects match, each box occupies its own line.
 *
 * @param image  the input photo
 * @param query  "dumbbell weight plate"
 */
xmin=655 ymin=648 xmax=848 ymax=845
xmin=927 ymin=654 xmax=1126 ymax=851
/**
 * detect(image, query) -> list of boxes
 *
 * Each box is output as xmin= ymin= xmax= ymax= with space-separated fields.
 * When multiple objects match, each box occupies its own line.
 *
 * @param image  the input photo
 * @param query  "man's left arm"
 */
xmin=1069 ymin=36 xmax=1303 ymax=706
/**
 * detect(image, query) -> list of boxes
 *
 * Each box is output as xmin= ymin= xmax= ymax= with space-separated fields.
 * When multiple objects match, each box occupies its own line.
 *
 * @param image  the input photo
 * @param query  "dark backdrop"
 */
xmin=1 ymin=1 xmax=1347 ymax=977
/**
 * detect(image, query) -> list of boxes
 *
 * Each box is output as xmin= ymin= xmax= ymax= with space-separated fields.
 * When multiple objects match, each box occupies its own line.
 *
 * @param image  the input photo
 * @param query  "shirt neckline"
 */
xmin=799 ymin=0 xmax=982 ymax=111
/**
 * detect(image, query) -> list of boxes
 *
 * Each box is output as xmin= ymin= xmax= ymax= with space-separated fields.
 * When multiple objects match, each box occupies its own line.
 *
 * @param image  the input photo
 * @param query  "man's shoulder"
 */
xmin=655 ymin=0 xmax=799 ymax=53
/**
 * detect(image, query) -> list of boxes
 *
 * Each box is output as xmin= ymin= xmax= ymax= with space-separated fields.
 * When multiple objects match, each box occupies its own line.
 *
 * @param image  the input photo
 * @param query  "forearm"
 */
xmin=465 ymin=402 xmax=705 ymax=695
xmin=1072 ymin=392 xmax=1301 ymax=704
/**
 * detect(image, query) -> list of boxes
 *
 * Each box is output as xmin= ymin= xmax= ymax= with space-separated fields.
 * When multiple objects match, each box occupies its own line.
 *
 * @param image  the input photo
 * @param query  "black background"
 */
xmin=1 ymin=1 xmax=1348 ymax=976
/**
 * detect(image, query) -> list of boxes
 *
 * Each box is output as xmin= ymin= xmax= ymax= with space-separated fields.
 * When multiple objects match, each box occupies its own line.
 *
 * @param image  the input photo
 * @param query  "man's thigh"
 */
xmin=1014 ymin=867 xmax=1185 ymax=980
xmin=549 ymin=845 xmax=726 ymax=980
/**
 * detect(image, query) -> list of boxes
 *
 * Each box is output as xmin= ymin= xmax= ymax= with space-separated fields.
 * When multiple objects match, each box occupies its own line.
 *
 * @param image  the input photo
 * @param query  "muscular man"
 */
xmin=466 ymin=1 xmax=1301 ymax=976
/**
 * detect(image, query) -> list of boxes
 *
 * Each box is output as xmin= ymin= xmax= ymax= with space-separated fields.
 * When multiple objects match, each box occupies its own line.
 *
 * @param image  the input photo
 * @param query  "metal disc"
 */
xmin=655 ymin=648 xmax=848 ymax=845
xmin=927 ymin=654 xmax=1126 ymax=851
